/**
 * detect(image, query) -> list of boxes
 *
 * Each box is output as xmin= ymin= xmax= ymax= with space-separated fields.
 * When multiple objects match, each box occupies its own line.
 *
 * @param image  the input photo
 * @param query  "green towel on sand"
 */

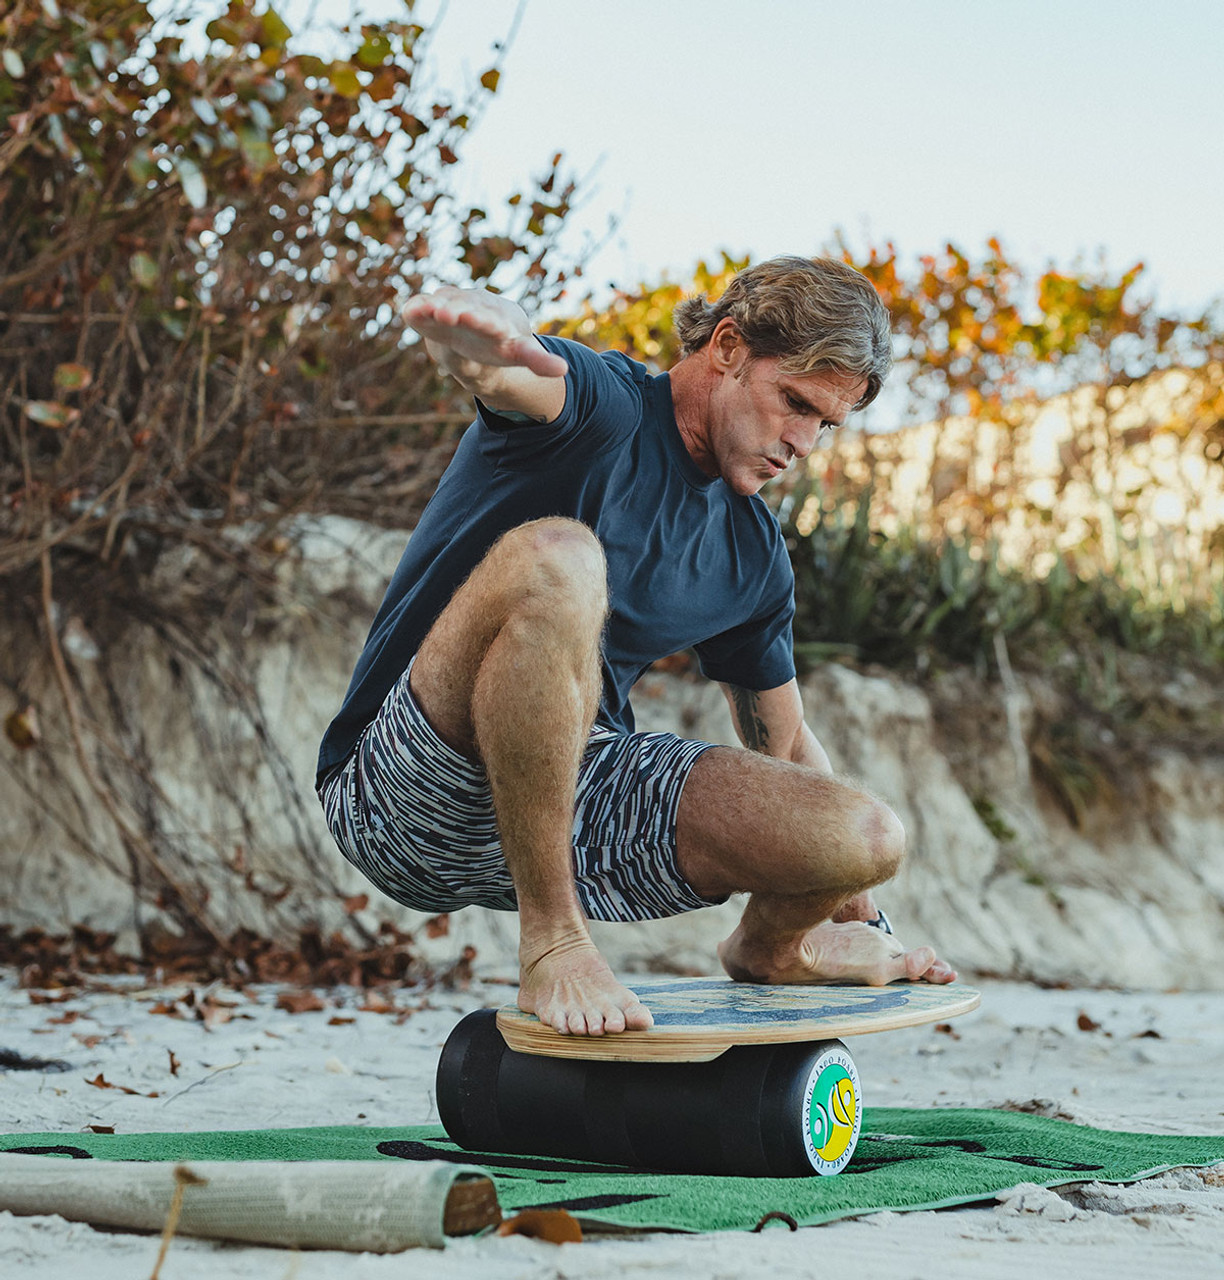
xmin=3 ymin=1108 xmax=1222 ymax=1233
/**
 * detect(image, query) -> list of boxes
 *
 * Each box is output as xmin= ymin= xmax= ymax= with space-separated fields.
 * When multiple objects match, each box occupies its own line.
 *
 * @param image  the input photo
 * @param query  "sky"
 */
xmin=389 ymin=0 xmax=1224 ymax=317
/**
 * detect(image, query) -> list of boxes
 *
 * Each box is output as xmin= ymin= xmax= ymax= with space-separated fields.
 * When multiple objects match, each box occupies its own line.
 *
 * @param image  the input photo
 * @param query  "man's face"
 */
xmin=703 ymin=336 xmax=867 ymax=496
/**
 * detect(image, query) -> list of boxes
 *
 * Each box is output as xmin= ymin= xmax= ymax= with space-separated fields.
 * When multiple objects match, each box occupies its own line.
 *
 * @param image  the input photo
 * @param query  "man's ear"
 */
xmin=707 ymin=318 xmax=748 ymax=376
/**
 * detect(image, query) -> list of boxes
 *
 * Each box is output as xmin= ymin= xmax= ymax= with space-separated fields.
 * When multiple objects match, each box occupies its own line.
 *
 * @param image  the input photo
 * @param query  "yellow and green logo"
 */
xmin=805 ymin=1059 xmax=859 ymax=1170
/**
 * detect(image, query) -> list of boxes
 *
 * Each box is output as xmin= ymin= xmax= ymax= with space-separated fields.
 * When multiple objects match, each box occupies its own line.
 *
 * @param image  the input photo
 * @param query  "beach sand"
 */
xmin=2 ymin=970 xmax=1222 ymax=1278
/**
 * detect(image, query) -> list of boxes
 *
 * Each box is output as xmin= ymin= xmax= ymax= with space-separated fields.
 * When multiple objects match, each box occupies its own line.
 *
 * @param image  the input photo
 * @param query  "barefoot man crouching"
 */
xmin=316 ymin=256 xmax=955 ymax=1037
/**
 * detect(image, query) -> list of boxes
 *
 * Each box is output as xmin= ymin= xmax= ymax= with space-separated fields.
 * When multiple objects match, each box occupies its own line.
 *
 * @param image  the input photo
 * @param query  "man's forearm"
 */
xmin=724 ymin=683 xmax=833 ymax=773
xmin=788 ymin=722 xmax=834 ymax=774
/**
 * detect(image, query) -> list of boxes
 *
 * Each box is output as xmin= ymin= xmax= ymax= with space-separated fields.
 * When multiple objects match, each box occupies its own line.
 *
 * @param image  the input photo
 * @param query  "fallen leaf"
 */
xmin=441 ymin=944 xmax=478 ymax=990
xmin=342 ymin=894 xmax=369 ymax=915
xmin=1076 ymin=1012 xmax=1101 ymax=1032
xmin=497 ymin=1209 xmax=582 ymax=1244
xmin=87 ymin=1124 xmax=115 ymax=1134
xmin=201 ymin=1004 xmax=234 ymax=1030
xmin=934 ymin=1022 xmax=961 ymax=1039
xmin=85 ymin=1072 xmax=159 ymax=1097
xmin=358 ymin=994 xmax=397 ymax=1015
xmin=276 ymin=990 xmax=325 ymax=1014
xmin=424 ymin=913 xmax=450 ymax=938
xmin=168 ymin=1050 xmax=181 ymax=1077
xmin=72 ymin=1033 xmax=104 ymax=1048
xmin=327 ymin=1016 xmax=355 ymax=1026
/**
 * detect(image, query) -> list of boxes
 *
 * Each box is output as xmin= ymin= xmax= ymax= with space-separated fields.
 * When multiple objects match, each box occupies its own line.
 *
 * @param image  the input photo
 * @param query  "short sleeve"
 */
xmin=476 ymin=336 xmax=642 ymax=467
xmin=693 ymin=558 xmax=796 ymax=692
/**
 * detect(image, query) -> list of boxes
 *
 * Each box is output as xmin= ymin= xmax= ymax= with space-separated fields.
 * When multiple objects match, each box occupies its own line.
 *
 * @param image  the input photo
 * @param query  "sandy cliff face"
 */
xmin=3 ymin=516 xmax=1221 ymax=988
xmin=621 ymin=663 xmax=1224 ymax=990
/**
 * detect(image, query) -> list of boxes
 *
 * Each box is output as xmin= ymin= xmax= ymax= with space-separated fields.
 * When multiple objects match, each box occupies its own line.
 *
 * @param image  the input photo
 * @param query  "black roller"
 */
xmin=436 ymin=1009 xmax=862 ymax=1177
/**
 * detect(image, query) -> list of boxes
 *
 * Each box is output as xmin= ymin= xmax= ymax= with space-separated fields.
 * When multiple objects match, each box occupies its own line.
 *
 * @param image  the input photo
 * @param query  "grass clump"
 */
xmin=784 ymin=484 xmax=1224 ymax=750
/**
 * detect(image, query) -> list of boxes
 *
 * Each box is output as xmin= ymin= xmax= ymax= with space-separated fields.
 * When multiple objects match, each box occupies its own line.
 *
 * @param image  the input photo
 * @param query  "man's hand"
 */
xmin=404 ymin=287 xmax=568 ymax=380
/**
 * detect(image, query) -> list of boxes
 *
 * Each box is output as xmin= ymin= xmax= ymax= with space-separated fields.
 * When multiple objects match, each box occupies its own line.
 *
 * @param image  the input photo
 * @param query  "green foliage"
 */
xmin=785 ymin=481 xmax=1224 ymax=744
xmin=786 ymin=485 xmax=1042 ymax=671
xmin=971 ymin=796 xmax=1017 ymax=843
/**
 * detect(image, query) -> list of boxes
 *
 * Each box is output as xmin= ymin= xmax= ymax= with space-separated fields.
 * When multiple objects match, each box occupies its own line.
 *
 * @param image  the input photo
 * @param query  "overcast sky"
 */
xmin=395 ymin=0 xmax=1222 ymax=317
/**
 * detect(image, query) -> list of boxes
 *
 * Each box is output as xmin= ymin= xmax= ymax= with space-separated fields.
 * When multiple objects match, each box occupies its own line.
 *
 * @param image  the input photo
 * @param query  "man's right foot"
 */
xmin=518 ymin=937 xmax=654 ymax=1036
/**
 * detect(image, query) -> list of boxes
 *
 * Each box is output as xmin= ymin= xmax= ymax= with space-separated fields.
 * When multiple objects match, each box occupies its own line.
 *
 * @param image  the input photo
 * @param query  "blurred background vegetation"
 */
xmin=2 ymin=0 xmax=1222 ymax=854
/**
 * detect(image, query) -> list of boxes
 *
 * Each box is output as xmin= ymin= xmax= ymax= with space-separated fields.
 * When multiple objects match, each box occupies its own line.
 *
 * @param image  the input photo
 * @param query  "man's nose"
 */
xmin=782 ymin=427 xmax=817 ymax=461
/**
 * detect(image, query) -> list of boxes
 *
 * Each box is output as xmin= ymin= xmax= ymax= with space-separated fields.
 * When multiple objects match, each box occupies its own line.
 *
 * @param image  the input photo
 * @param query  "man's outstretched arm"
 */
xmin=403 ymin=286 xmax=567 ymax=421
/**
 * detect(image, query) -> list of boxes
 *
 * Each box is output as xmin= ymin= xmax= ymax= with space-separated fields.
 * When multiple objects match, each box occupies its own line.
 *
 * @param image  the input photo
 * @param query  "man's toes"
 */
xmin=564 ymin=1008 xmax=591 ymax=1036
xmin=903 ymin=946 xmax=937 ymax=981
xmin=624 ymin=999 xmax=653 ymax=1030
xmin=601 ymin=1005 xmax=627 ymax=1036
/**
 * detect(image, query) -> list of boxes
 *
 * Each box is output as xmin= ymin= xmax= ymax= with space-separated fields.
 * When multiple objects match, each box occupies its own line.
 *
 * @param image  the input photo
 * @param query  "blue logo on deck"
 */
xmin=625 ymin=981 xmax=909 ymax=1028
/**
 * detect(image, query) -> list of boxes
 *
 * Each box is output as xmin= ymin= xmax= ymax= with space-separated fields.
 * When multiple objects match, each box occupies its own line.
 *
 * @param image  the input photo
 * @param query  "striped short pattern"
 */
xmin=317 ymin=661 xmax=721 ymax=923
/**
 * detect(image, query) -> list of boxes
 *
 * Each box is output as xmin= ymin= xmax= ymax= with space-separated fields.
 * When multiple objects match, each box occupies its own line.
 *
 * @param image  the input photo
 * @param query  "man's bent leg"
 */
xmin=410 ymin=518 xmax=652 ymax=1036
xmin=676 ymin=748 xmax=955 ymax=985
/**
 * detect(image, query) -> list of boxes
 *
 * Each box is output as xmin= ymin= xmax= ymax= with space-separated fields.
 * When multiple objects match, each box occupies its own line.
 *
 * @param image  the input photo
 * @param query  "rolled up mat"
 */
xmin=0 ymin=1153 xmax=498 ymax=1251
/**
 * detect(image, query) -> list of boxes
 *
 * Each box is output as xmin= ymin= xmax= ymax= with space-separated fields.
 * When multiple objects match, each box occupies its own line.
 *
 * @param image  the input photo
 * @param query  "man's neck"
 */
xmin=666 ymin=355 xmax=718 ymax=478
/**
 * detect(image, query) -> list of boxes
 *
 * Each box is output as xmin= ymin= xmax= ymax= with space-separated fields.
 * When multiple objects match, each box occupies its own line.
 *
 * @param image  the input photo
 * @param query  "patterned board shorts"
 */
xmin=317 ymin=660 xmax=724 ymax=923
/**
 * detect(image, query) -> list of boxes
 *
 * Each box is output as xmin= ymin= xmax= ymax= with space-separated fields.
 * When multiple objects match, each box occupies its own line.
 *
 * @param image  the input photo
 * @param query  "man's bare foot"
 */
xmin=719 ymin=919 xmax=957 ymax=987
xmin=518 ymin=937 xmax=654 ymax=1036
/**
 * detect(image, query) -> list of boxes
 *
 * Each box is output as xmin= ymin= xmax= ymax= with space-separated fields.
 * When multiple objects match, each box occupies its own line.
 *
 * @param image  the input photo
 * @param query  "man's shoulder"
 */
xmin=537 ymin=335 xmax=648 ymax=387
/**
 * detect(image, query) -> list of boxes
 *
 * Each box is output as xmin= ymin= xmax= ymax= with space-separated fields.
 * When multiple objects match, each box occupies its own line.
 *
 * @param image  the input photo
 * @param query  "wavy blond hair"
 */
xmin=673 ymin=256 xmax=893 ymax=408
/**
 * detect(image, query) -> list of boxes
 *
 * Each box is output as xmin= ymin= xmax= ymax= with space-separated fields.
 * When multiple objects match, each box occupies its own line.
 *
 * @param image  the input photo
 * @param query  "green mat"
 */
xmin=3 ymin=1110 xmax=1223 ymax=1233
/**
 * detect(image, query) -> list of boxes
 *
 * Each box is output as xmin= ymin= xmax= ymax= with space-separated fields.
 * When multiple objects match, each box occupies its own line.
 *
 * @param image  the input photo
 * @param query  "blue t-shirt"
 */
xmin=317 ymin=337 xmax=796 ymax=779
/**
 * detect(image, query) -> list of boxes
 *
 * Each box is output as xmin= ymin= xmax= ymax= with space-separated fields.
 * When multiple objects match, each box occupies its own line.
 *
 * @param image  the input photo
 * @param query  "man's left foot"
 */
xmin=719 ymin=919 xmax=957 ymax=987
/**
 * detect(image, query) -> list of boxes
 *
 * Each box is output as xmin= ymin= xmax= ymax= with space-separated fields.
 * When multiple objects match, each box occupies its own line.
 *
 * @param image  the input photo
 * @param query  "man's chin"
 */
xmin=716 ymin=465 xmax=764 ymax=497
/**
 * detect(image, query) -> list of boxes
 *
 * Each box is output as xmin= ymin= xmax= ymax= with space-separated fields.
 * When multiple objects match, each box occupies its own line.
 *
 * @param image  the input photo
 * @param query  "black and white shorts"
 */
xmin=317 ymin=660 xmax=722 ymax=923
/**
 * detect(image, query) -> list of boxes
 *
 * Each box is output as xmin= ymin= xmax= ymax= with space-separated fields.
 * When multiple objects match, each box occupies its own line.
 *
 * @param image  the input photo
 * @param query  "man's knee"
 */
xmin=801 ymin=780 xmax=905 ymax=895
xmin=491 ymin=518 xmax=607 ymax=618
xmin=861 ymin=799 xmax=906 ymax=886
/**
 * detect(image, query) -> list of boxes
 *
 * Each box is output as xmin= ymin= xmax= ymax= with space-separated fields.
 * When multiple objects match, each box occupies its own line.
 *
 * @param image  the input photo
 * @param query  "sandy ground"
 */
xmin=1 ymin=967 xmax=1222 ymax=1279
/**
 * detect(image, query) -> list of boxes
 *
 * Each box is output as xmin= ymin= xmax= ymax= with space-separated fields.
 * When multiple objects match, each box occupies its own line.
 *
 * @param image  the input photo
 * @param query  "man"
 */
xmin=317 ymin=256 xmax=954 ymax=1038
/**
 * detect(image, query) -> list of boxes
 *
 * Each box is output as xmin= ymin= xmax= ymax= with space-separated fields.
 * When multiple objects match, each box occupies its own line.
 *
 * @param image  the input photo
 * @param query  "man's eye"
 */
xmin=786 ymin=395 xmax=811 ymax=414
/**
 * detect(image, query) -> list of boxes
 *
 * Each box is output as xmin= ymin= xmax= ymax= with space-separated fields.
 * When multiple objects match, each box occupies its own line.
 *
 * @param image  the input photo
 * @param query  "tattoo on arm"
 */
xmin=730 ymin=686 xmax=770 ymax=753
